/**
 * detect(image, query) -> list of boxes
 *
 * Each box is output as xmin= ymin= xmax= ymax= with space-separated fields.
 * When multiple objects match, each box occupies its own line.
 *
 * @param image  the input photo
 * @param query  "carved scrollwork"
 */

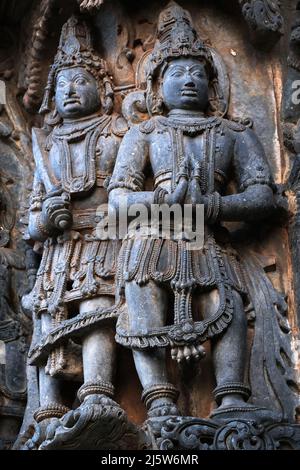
xmin=239 ymin=0 xmax=284 ymax=47
xmin=35 ymin=395 xmax=149 ymax=450
xmin=152 ymin=417 xmax=300 ymax=450
xmin=22 ymin=0 xmax=58 ymax=113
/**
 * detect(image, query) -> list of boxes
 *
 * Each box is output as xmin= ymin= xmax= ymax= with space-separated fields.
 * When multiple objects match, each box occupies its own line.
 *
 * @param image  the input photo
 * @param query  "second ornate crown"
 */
xmin=40 ymin=15 xmax=112 ymax=114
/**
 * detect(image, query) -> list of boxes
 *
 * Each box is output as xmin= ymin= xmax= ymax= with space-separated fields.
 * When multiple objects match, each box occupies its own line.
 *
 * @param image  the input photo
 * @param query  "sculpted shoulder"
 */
xmin=32 ymin=126 xmax=51 ymax=148
xmin=138 ymin=116 xmax=160 ymax=135
xmin=219 ymin=118 xmax=259 ymax=147
xmin=220 ymin=118 xmax=248 ymax=133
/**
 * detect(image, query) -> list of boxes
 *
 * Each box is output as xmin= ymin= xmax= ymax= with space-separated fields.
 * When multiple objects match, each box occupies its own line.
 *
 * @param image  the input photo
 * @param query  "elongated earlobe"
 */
xmin=44 ymin=105 xmax=62 ymax=127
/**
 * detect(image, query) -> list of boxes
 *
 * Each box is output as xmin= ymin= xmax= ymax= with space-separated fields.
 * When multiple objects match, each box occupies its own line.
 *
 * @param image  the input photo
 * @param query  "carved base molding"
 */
xmin=21 ymin=411 xmax=300 ymax=450
xmin=23 ymin=396 xmax=150 ymax=450
xmin=146 ymin=416 xmax=300 ymax=451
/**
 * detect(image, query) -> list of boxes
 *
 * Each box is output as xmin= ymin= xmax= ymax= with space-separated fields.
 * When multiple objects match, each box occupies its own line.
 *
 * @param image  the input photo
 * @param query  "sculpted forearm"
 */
xmin=109 ymin=188 xmax=154 ymax=216
xmin=219 ymin=185 xmax=275 ymax=222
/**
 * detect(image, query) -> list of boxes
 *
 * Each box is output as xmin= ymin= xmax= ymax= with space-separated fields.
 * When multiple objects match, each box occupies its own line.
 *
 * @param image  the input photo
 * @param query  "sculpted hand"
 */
xmin=187 ymin=178 xmax=204 ymax=206
xmin=41 ymin=195 xmax=72 ymax=231
xmin=165 ymin=177 xmax=188 ymax=206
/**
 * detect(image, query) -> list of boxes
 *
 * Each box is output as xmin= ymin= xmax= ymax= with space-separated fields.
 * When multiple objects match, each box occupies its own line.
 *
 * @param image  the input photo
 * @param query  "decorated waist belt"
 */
xmin=72 ymin=208 xmax=104 ymax=230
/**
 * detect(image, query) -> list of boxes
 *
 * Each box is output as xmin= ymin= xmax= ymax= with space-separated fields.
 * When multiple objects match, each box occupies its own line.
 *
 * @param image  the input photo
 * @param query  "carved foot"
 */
xmin=210 ymin=402 xmax=282 ymax=424
xmin=142 ymin=384 xmax=180 ymax=419
xmin=148 ymin=400 xmax=181 ymax=418
xmin=39 ymin=394 xmax=146 ymax=450
xmin=20 ymin=418 xmax=60 ymax=450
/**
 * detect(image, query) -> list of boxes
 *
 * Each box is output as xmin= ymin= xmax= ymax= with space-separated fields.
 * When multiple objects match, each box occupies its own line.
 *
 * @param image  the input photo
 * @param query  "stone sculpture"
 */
xmin=108 ymin=1 xmax=278 ymax=422
xmin=19 ymin=15 xmax=130 ymax=448
xmin=9 ymin=0 xmax=300 ymax=451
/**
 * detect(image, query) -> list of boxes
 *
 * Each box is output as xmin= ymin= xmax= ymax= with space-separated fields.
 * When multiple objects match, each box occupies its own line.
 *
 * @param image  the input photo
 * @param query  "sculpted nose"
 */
xmin=184 ymin=80 xmax=195 ymax=88
xmin=65 ymin=82 xmax=76 ymax=96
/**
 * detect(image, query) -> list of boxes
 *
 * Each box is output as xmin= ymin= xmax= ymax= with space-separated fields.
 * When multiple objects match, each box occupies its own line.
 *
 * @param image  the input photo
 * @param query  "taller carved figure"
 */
xmin=22 ymin=16 xmax=127 ymax=443
xmin=109 ymin=1 xmax=275 ymax=421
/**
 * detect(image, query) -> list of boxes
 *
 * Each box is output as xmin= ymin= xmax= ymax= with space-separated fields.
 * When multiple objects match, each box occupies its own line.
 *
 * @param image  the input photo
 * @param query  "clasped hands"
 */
xmin=159 ymin=155 xmax=221 ymax=223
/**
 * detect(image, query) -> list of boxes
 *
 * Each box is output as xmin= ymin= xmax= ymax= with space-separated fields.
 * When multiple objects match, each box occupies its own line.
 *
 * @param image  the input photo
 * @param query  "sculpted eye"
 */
xmin=75 ymin=77 xmax=87 ymax=85
xmin=193 ymin=71 xmax=204 ymax=78
xmin=170 ymin=70 xmax=183 ymax=77
xmin=57 ymin=80 xmax=66 ymax=88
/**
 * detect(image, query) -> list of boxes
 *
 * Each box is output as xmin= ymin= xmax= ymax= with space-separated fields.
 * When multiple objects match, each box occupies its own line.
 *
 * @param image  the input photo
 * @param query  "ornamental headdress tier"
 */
xmin=146 ymin=1 xmax=217 ymax=79
xmin=40 ymin=15 xmax=113 ymax=114
xmin=145 ymin=1 xmax=219 ymax=115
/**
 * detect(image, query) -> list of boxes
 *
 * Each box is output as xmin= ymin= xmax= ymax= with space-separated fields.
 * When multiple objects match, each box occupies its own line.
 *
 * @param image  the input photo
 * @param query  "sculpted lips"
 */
xmin=64 ymin=98 xmax=81 ymax=106
xmin=181 ymin=88 xmax=198 ymax=97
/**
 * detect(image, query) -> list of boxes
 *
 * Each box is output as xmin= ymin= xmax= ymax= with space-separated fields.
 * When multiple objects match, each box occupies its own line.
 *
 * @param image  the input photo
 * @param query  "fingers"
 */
xmin=189 ymin=179 xmax=203 ymax=206
xmin=42 ymin=197 xmax=72 ymax=231
xmin=44 ymin=197 xmax=69 ymax=216
xmin=174 ymin=177 xmax=188 ymax=202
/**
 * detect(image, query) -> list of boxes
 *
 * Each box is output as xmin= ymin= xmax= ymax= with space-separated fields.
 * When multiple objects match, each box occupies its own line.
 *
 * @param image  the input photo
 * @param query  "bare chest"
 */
xmin=148 ymin=127 xmax=234 ymax=190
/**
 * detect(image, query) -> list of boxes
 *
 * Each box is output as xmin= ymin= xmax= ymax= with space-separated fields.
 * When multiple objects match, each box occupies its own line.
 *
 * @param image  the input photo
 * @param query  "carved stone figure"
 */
xmin=0 ymin=89 xmax=32 ymax=449
xmin=109 ymin=1 xmax=278 ymax=422
xmin=0 ymin=171 xmax=27 ymax=449
xmin=20 ymin=15 xmax=128 ymax=448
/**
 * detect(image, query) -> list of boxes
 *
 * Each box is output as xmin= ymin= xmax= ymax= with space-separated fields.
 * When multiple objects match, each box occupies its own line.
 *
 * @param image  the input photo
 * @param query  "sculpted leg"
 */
xmin=39 ymin=313 xmax=63 ymax=408
xmin=125 ymin=281 xmax=179 ymax=417
xmin=199 ymin=289 xmax=250 ymax=412
xmin=23 ymin=314 xmax=68 ymax=450
xmin=36 ymin=298 xmax=126 ymax=450
xmin=211 ymin=290 xmax=248 ymax=408
xmin=79 ymin=296 xmax=116 ymax=402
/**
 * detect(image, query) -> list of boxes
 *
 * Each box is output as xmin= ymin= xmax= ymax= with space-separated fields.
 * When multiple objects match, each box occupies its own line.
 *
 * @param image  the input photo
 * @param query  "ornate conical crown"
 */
xmin=40 ymin=15 xmax=111 ymax=114
xmin=147 ymin=1 xmax=216 ymax=79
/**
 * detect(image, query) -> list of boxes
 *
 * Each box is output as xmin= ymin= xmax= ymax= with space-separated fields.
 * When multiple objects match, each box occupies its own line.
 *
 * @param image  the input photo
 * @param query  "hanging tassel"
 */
xmin=146 ymin=76 xmax=154 ymax=116
xmin=39 ymin=69 xmax=55 ymax=114
xmin=103 ymin=76 xmax=114 ymax=114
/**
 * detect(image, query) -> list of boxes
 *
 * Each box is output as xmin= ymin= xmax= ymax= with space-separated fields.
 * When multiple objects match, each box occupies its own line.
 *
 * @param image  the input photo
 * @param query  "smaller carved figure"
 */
xmin=20 ymin=16 xmax=128 ymax=448
xmin=0 ymin=146 xmax=27 ymax=448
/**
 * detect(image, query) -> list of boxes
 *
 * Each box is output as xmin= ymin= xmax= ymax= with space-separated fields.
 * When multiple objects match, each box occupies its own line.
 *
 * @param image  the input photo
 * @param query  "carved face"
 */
xmin=55 ymin=67 xmax=101 ymax=119
xmin=161 ymin=58 xmax=209 ymax=112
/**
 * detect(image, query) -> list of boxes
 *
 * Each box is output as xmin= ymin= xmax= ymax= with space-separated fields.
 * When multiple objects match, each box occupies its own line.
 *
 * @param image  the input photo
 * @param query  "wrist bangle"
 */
xmin=154 ymin=186 xmax=168 ymax=205
xmin=206 ymin=192 xmax=222 ymax=224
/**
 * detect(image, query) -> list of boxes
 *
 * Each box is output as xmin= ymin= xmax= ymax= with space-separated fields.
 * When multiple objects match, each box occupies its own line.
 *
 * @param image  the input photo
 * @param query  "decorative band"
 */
xmin=34 ymin=403 xmax=70 ymax=423
xmin=72 ymin=208 xmax=100 ymax=230
xmin=213 ymin=382 xmax=251 ymax=405
xmin=154 ymin=170 xmax=172 ymax=189
xmin=77 ymin=380 xmax=115 ymax=402
xmin=141 ymin=383 xmax=179 ymax=409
